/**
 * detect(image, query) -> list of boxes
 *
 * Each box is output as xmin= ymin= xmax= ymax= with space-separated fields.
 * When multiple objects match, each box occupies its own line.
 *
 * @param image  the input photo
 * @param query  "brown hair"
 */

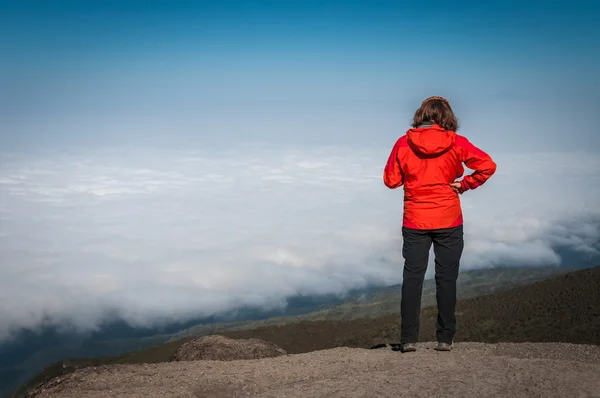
xmin=412 ymin=96 xmax=459 ymax=131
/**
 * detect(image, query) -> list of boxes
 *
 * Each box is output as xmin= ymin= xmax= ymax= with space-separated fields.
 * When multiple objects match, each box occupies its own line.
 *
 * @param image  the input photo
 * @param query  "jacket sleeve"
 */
xmin=383 ymin=138 xmax=404 ymax=189
xmin=456 ymin=136 xmax=497 ymax=192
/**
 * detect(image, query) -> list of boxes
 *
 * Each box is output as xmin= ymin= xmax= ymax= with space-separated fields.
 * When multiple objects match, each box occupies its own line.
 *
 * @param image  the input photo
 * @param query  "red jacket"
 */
xmin=383 ymin=124 xmax=497 ymax=230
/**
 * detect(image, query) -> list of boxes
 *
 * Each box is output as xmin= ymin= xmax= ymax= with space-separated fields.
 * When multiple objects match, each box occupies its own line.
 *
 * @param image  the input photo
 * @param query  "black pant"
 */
xmin=400 ymin=225 xmax=464 ymax=345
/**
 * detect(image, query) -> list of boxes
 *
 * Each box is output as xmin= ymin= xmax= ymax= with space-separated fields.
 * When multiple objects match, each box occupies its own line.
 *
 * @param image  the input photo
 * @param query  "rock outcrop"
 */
xmin=170 ymin=335 xmax=287 ymax=362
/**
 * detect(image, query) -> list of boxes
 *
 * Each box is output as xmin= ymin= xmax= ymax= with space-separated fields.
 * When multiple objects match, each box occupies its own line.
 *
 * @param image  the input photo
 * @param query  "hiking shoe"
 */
xmin=401 ymin=343 xmax=417 ymax=353
xmin=434 ymin=342 xmax=452 ymax=351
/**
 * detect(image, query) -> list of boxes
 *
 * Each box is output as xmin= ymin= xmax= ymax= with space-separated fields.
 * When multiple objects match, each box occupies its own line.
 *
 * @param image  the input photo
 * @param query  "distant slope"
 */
xmin=169 ymin=266 xmax=568 ymax=340
xmin=221 ymin=265 xmax=600 ymax=353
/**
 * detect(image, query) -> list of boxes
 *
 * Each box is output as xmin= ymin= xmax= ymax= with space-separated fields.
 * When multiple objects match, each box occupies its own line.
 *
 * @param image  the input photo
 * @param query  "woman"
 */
xmin=383 ymin=96 xmax=497 ymax=352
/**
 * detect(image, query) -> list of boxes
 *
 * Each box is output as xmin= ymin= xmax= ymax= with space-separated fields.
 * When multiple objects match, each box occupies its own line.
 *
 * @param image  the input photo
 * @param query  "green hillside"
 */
xmin=168 ymin=266 xmax=567 ymax=340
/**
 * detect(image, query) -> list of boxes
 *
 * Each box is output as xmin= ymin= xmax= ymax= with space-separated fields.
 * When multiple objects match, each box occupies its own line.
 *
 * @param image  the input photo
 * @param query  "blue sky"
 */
xmin=1 ymin=1 xmax=599 ymax=338
xmin=2 ymin=0 xmax=599 ymax=150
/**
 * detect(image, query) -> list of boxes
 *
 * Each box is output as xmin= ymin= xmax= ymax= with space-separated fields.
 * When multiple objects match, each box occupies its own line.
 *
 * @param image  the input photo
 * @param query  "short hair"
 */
xmin=412 ymin=96 xmax=459 ymax=131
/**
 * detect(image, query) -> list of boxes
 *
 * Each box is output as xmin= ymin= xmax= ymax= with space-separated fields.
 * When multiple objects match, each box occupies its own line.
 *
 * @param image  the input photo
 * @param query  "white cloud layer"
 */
xmin=0 ymin=145 xmax=599 ymax=340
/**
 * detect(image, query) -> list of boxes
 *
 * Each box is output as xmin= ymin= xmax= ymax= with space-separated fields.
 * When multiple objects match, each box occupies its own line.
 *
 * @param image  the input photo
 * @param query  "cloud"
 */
xmin=0 ymin=146 xmax=599 ymax=341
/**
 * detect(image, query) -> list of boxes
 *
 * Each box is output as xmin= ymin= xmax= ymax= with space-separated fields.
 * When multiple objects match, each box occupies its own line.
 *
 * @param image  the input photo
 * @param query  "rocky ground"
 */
xmin=31 ymin=341 xmax=600 ymax=398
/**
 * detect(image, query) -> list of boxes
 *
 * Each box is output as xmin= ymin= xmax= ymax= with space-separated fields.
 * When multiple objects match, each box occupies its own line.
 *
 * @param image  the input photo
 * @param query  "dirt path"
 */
xmin=32 ymin=342 xmax=600 ymax=398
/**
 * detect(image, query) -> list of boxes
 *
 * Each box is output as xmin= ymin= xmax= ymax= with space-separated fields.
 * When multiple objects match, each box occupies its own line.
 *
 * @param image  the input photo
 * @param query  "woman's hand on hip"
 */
xmin=450 ymin=182 xmax=462 ymax=194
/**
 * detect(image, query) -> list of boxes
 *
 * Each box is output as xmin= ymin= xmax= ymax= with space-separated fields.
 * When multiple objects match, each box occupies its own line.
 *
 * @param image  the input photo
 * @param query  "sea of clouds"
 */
xmin=0 ymin=144 xmax=599 ymax=340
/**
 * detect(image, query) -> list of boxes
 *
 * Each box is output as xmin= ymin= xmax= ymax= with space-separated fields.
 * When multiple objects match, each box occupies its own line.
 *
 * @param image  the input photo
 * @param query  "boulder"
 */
xmin=171 ymin=335 xmax=287 ymax=362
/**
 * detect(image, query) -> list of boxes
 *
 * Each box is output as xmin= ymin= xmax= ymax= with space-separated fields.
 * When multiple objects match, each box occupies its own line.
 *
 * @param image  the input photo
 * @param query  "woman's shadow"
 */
xmin=370 ymin=343 xmax=402 ymax=351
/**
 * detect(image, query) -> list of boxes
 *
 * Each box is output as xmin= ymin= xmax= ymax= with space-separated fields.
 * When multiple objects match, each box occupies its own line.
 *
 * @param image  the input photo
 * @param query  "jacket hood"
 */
xmin=406 ymin=124 xmax=456 ymax=157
